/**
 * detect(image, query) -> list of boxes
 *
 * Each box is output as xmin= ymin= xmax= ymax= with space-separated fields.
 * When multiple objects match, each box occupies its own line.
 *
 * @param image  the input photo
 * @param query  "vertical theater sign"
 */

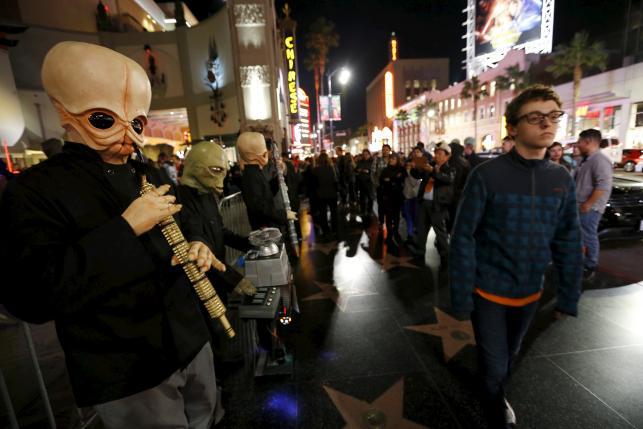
xmin=281 ymin=4 xmax=300 ymax=126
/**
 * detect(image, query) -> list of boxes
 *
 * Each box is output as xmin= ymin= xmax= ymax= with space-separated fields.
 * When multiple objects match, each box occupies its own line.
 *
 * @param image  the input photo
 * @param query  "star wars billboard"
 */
xmin=466 ymin=0 xmax=553 ymax=76
xmin=475 ymin=0 xmax=544 ymax=56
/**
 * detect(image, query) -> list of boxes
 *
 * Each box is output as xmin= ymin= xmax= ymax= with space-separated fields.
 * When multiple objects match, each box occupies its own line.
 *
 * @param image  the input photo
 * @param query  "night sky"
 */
xmin=183 ymin=0 xmax=630 ymax=132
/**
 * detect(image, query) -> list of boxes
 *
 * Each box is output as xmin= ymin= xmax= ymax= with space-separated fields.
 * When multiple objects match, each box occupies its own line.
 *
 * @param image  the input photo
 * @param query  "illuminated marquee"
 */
xmin=385 ymin=71 xmax=394 ymax=119
xmin=284 ymin=35 xmax=299 ymax=119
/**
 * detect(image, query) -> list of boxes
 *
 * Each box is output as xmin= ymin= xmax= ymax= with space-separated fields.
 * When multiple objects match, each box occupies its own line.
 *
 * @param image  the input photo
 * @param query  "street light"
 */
xmin=327 ymin=66 xmax=351 ymax=148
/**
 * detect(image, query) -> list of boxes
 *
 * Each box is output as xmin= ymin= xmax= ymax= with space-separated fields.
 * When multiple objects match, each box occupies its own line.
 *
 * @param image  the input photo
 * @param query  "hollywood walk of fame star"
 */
xmin=405 ymin=307 xmax=475 ymax=362
xmin=323 ymin=378 xmax=428 ymax=429
xmin=376 ymin=254 xmax=419 ymax=272
xmin=302 ymin=281 xmax=377 ymax=312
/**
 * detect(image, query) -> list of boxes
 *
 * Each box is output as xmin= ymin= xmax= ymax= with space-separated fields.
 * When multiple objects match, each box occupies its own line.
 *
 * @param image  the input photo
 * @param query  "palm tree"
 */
xmin=461 ymin=76 xmax=488 ymax=146
xmin=304 ymin=17 xmax=339 ymax=133
xmin=395 ymin=109 xmax=409 ymax=124
xmin=546 ymin=31 xmax=608 ymax=137
xmin=496 ymin=64 xmax=529 ymax=93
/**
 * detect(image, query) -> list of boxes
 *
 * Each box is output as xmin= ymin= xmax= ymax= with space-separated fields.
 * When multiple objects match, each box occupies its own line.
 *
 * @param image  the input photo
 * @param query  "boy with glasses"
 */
xmin=450 ymin=85 xmax=582 ymax=428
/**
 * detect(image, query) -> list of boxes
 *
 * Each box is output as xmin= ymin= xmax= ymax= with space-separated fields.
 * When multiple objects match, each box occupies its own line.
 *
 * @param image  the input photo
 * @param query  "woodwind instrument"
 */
xmin=140 ymin=176 xmax=235 ymax=338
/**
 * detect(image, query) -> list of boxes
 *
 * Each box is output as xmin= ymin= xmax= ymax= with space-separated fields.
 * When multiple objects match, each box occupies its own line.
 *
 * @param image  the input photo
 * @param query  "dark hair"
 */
xmin=382 ymin=144 xmax=391 ymax=150
xmin=416 ymin=142 xmax=425 ymax=149
xmin=579 ymin=128 xmax=602 ymax=143
xmin=548 ymin=142 xmax=563 ymax=150
xmin=502 ymin=135 xmax=515 ymax=142
xmin=505 ymin=84 xmax=562 ymax=126
xmin=318 ymin=152 xmax=331 ymax=166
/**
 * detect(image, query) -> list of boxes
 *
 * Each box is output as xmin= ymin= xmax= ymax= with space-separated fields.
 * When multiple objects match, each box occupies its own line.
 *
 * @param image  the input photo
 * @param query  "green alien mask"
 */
xmin=182 ymin=141 xmax=228 ymax=195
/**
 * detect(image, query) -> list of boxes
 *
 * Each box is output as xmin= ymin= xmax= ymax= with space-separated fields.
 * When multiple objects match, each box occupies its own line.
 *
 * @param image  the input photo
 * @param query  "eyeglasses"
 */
xmin=517 ymin=110 xmax=565 ymax=125
xmin=88 ymin=112 xmax=145 ymax=134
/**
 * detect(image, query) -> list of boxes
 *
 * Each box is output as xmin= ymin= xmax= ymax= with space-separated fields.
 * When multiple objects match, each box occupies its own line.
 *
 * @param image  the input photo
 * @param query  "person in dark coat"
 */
xmin=177 ymin=141 xmax=255 ymax=298
xmin=379 ymin=153 xmax=406 ymax=242
xmin=464 ymin=138 xmax=483 ymax=168
xmin=0 ymin=41 xmax=227 ymax=427
xmin=448 ymin=140 xmax=470 ymax=231
xmin=237 ymin=132 xmax=296 ymax=231
xmin=411 ymin=145 xmax=456 ymax=260
xmin=282 ymin=157 xmax=303 ymax=239
xmin=312 ymin=152 xmax=338 ymax=237
xmin=356 ymin=149 xmax=375 ymax=220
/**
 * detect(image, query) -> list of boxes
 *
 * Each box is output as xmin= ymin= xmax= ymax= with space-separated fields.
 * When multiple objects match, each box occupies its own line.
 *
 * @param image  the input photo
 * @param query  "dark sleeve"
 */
xmin=242 ymin=171 xmax=287 ymax=227
xmin=550 ymin=176 xmax=583 ymax=316
xmin=0 ymin=183 xmax=156 ymax=323
xmin=208 ymin=264 xmax=244 ymax=292
xmin=433 ymin=165 xmax=455 ymax=184
xmin=449 ymin=169 xmax=487 ymax=314
xmin=175 ymin=186 xmax=212 ymax=250
xmin=223 ymin=228 xmax=250 ymax=252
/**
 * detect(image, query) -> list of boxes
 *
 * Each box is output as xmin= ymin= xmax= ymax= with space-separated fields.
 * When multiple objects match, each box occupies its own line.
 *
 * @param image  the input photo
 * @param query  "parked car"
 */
xmin=599 ymin=176 xmax=643 ymax=240
xmin=615 ymin=149 xmax=643 ymax=172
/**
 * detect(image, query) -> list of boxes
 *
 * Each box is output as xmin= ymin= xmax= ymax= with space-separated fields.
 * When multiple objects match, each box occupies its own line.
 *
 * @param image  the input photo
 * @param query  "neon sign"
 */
xmin=284 ymin=36 xmax=299 ymax=118
xmin=385 ymin=71 xmax=394 ymax=119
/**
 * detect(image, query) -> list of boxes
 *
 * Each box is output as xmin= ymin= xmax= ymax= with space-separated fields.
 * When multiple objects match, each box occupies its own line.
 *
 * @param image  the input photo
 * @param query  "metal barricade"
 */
xmin=218 ymin=192 xmax=252 ymax=266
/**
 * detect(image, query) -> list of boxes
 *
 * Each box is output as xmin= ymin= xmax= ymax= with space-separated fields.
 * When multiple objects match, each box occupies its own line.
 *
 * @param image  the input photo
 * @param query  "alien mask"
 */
xmin=182 ymin=141 xmax=228 ymax=195
xmin=237 ymin=132 xmax=269 ymax=169
xmin=41 ymin=41 xmax=152 ymax=161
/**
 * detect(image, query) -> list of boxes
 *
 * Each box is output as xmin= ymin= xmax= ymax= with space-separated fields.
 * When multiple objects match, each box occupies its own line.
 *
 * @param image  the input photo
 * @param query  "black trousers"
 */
xmin=416 ymin=199 xmax=449 ymax=256
xmin=317 ymin=197 xmax=337 ymax=233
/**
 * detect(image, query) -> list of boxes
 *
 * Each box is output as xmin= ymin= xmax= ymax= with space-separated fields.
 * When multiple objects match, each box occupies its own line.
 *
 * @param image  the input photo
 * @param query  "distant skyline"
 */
xmin=184 ymin=0 xmax=631 ymax=132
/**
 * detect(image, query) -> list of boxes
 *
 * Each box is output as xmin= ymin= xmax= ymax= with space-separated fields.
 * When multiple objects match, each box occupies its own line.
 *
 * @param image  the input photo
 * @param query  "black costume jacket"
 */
xmin=177 ymin=184 xmax=249 ymax=294
xmin=240 ymin=164 xmax=287 ymax=230
xmin=0 ymin=143 xmax=210 ymax=407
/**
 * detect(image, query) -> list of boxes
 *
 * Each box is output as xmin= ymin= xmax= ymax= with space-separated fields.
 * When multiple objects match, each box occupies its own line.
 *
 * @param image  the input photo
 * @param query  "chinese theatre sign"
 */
xmin=284 ymin=35 xmax=299 ymax=121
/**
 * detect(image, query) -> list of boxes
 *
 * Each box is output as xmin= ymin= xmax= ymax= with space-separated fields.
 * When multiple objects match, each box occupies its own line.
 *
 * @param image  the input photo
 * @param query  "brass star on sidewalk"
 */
xmin=376 ymin=254 xmax=419 ymax=272
xmin=323 ymin=378 xmax=428 ymax=429
xmin=311 ymin=241 xmax=339 ymax=255
xmin=303 ymin=281 xmax=377 ymax=312
xmin=405 ymin=307 xmax=475 ymax=362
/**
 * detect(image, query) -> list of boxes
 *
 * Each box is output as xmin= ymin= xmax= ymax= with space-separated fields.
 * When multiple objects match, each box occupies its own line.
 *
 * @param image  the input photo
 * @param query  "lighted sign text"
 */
xmin=391 ymin=39 xmax=397 ymax=61
xmin=385 ymin=71 xmax=394 ymax=119
xmin=284 ymin=36 xmax=299 ymax=117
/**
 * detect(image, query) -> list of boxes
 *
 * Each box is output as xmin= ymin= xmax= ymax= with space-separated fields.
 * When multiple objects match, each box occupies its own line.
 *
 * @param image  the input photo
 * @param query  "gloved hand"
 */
xmin=287 ymin=210 xmax=298 ymax=221
xmin=233 ymin=278 xmax=257 ymax=296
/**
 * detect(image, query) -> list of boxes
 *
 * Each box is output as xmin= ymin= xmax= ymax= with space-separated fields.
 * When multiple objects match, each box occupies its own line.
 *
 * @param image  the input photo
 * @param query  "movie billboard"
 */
xmin=475 ymin=0 xmax=543 ymax=56
xmin=320 ymin=95 xmax=342 ymax=122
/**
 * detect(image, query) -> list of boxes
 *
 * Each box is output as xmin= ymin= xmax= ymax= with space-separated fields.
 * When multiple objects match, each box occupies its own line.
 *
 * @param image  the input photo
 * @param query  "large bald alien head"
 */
xmin=41 ymin=41 xmax=151 ymax=162
xmin=237 ymin=132 xmax=269 ymax=169
xmin=183 ymin=141 xmax=228 ymax=195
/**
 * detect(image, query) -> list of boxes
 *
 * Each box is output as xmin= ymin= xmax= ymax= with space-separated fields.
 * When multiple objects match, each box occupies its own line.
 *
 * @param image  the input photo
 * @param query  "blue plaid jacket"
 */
xmin=449 ymin=149 xmax=582 ymax=315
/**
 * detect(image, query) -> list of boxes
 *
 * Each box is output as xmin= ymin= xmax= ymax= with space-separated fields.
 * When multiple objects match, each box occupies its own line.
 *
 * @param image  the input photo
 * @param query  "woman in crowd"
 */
xmin=402 ymin=159 xmax=421 ymax=242
xmin=312 ymin=152 xmax=339 ymax=238
xmin=379 ymin=153 xmax=406 ymax=243
xmin=356 ymin=149 xmax=374 ymax=220
xmin=548 ymin=142 xmax=572 ymax=172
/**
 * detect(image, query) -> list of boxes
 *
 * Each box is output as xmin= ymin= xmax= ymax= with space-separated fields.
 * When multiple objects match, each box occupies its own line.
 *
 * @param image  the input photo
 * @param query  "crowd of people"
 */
xmin=0 ymin=39 xmax=618 ymax=429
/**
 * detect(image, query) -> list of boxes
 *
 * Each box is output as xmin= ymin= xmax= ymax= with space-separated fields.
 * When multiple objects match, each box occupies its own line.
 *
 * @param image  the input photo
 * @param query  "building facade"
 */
xmin=365 ymin=33 xmax=449 ymax=152
xmin=1 ymin=0 xmax=293 ymax=168
xmin=394 ymin=48 xmax=643 ymax=153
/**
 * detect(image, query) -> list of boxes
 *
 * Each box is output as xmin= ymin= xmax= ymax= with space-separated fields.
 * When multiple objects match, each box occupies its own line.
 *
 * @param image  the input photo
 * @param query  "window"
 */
xmin=439 ymin=101 xmax=443 ymax=113
xmin=457 ymin=98 xmax=462 ymax=108
xmin=479 ymin=106 xmax=485 ymax=119
xmin=489 ymin=104 xmax=495 ymax=118
xmin=636 ymin=103 xmax=643 ymax=127
xmin=450 ymin=98 xmax=455 ymax=110
xmin=490 ymin=81 xmax=496 ymax=97
xmin=481 ymin=84 xmax=487 ymax=99
xmin=414 ymin=79 xmax=420 ymax=88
